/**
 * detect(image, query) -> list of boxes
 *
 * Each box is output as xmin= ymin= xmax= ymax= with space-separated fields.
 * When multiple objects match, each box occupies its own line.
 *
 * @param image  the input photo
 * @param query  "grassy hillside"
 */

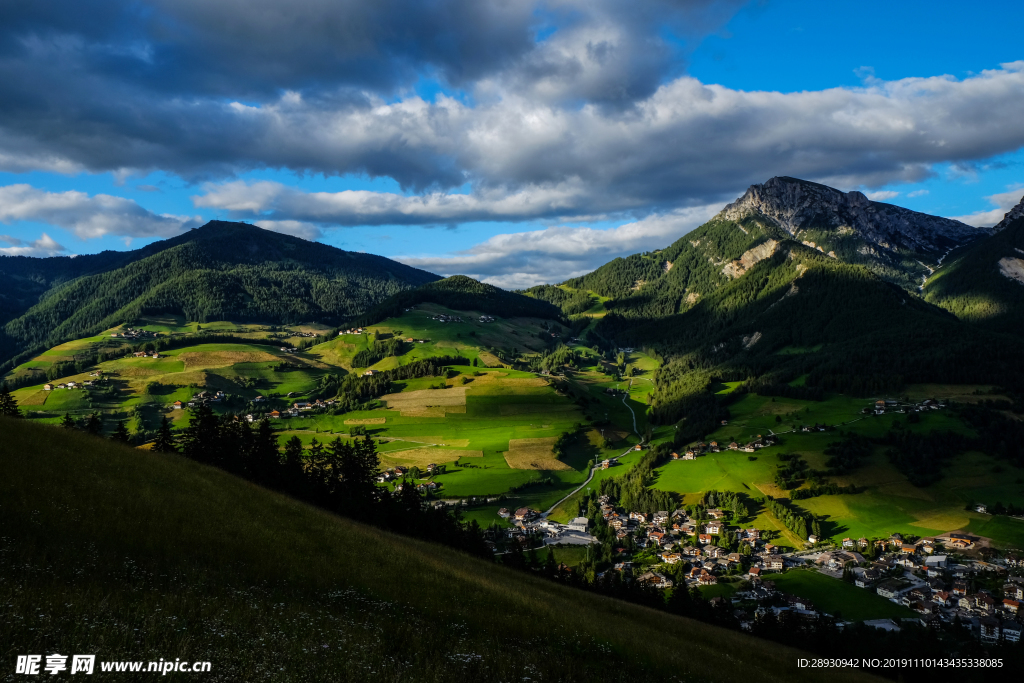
xmin=5 ymin=299 xmax=657 ymax=517
xmin=650 ymin=388 xmax=1024 ymax=550
xmin=924 ymin=214 xmax=1024 ymax=336
xmin=0 ymin=221 xmax=438 ymax=371
xmin=0 ymin=418 xmax=876 ymax=683
xmin=356 ymin=275 xmax=563 ymax=326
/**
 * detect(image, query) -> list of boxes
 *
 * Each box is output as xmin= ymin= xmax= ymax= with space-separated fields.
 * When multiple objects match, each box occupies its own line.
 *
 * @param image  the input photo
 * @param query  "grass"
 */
xmin=652 ymin=388 xmax=1024 ymax=549
xmin=504 ymin=437 xmax=571 ymax=471
xmin=768 ymin=570 xmax=917 ymax=622
xmin=0 ymin=418 xmax=880 ymax=683
xmin=379 ymin=447 xmax=483 ymax=468
xmin=698 ymin=583 xmax=738 ymax=600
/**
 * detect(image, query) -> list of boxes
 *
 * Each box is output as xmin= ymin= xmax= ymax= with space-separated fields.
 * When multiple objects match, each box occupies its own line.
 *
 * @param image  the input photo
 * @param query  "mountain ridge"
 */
xmin=0 ymin=221 xmax=439 ymax=370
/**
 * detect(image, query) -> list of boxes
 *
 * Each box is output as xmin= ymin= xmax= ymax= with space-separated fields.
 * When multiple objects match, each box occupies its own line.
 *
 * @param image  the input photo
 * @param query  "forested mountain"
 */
xmin=356 ymin=275 xmax=562 ymax=325
xmin=923 ymin=195 xmax=1024 ymax=336
xmin=559 ymin=177 xmax=1024 ymax=435
xmin=0 ymin=221 xmax=438 ymax=370
xmin=569 ymin=176 xmax=989 ymax=300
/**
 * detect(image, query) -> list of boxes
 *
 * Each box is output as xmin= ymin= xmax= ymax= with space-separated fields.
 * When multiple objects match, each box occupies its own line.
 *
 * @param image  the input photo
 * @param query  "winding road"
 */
xmin=542 ymin=443 xmax=637 ymax=517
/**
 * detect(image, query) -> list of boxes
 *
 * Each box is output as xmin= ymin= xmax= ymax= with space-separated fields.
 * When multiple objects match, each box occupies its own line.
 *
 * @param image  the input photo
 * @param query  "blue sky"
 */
xmin=1 ymin=0 xmax=1022 ymax=287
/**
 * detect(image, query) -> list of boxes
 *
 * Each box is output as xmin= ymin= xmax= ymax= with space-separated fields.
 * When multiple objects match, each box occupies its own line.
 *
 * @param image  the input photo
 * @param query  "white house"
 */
xmin=567 ymin=517 xmax=590 ymax=533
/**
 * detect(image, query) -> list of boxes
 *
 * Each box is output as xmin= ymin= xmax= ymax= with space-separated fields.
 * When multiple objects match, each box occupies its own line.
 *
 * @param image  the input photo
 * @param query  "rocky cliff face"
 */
xmin=721 ymin=176 xmax=988 ymax=257
xmin=994 ymin=194 xmax=1024 ymax=230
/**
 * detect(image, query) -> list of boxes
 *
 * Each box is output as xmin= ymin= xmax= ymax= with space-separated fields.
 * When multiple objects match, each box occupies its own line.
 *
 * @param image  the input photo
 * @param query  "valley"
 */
xmin=4 ymin=186 xmax=1024 ymax=676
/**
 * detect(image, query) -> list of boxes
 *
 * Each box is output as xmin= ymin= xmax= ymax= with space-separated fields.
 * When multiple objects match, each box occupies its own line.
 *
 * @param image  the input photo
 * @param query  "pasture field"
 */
xmin=12 ymin=303 xmax=1021 ymax=552
xmin=505 ymin=437 xmax=571 ymax=471
xmin=652 ymin=388 xmax=1024 ymax=548
xmin=768 ymin=570 xmax=917 ymax=622
xmin=698 ymin=582 xmax=738 ymax=600
xmin=310 ymin=302 xmax=569 ymax=371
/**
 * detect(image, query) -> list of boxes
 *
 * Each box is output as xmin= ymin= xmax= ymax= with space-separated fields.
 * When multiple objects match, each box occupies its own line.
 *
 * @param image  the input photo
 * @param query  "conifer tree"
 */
xmin=179 ymin=404 xmax=219 ymax=464
xmin=248 ymin=418 xmax=279 ymax=483
xmin=0 ymin=382 xmax=20 ymax=418
xmin=153 ymin=416 xmax=177 ymax=453
xmin=60 ymin=412 xmax=75 ymax=429
xmin=84 ymin=412 xmax=103 ymax=435
xmin=110 ymin=420 xmax=131 ymax=443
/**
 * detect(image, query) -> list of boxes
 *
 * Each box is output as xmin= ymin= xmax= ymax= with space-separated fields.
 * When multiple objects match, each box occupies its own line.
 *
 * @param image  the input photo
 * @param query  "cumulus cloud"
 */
xmin=6 ymin=61 xmax=1024 ymax=215
xmin=394 ymin=204 xmax=723 ymax=287
xmin=254 ymin=220 xmax=323 ymax=241
xmin=0 ymin=184 xmax=202 ymax=239
xmin=949 ymin=187 xmax=1024 ymax=227
xmin=866 ymin=190 xmax=900 ymax=201
xmin=193 ymin=179 xmax=630 ymax=226
xmin=4 ymin=0 xmax=1024 ymax=281
xmin=0 ymin=232 xmax=67 ymax=256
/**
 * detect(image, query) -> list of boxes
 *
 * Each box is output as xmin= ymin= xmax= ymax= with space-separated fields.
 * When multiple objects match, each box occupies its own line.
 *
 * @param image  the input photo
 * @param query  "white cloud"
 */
xmin=907 ymin=189 xmax=929 ymax=197
xmin=194 ymin=178 xmax=621 ymax=226
xmin=0 ymin=184 xmax=202 ymax=239
xmin=254 ymin=220 xmax=323 ymax=241
xmin=949 ymin=187 xmax=1024 ymax=227
xmin=0 ymin=232 xmax=67 ymax=256
xmin=175 ymin=62 xmax=1024 ymax=224
xmin=866 ymin=190 xmax=899 ymax=201
xmin=394 ymin=203 xmax=723 ymax=287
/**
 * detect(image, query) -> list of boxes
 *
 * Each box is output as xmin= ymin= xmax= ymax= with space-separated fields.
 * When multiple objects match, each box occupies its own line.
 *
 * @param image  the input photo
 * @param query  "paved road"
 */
xmin=542 ymin=444 xmax=636 ymax=517
xmin=621 ymin=390 xmax=639 ymax=435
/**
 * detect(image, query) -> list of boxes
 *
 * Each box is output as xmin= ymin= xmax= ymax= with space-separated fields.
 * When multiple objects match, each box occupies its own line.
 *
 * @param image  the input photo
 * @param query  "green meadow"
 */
xmin=768 ymin=570 xmax=917 ymax=622
xmin=652 ymin=389 xmax=1024 ymax=548
xmin=7 ymin=303 xmax=1024 ymax=550
xmin=7 ymin=305 xmax=651 ymax=530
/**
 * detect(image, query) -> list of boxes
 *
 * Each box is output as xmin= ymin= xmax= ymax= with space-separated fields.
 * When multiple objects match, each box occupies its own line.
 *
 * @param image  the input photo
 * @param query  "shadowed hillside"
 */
xmin=0 ymin=418 xmax=877 ymax=683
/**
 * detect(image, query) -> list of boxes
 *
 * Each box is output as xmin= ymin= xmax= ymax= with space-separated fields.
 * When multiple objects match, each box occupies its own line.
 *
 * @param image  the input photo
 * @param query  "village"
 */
xmin=670 ymin=432 xmax=780 ymax=459
xmin=491 ymin=491 xmax=1023 ymax=643
xmin=109 ymin=326 xmax=156 ymax=340
xmin=865 ymin=397 xmax=947 ymax=416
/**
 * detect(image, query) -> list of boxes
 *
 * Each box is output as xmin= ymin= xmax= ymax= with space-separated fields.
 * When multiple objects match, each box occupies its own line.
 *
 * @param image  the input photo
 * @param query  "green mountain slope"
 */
xmin=567 ymin=177 xmax=988 ymax=306
xmin=0 ymin=221 xmax=439 ymax=370
xmin=923 ymin=208 xmax=1024 ymax=336
xmin=556 ymin=179 xmax=1024 ymax=428
xmin=356 ymin=274 xmax=563 ymax=325
xmin=0 ymin=418 xmax=873 ymax=683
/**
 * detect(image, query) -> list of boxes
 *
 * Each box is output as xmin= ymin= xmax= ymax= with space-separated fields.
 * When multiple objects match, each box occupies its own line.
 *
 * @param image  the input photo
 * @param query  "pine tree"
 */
xmin=544 ymin=547 xmax=557 ymax=577
xmin=0 ymin=382 xmax=20 ymax=418
xmin=282 ymin=436 xmax=306 ymax=497
xmin=84 ymin=412 xmax=103 ymax=435
xmin=666 ymin=583 xmax=693 ymax=616
xmin=153 ymin=416 xmax=177 ymax=453
xmin=110 ymin=420 xmax=131 ymax=443
xmin=179 ymin=404 xmax=219 ymax=464
xmin=60 ymin=413 xmax=75 ymax=429
xmin=248 ymin=418 xmax=279 ymax=483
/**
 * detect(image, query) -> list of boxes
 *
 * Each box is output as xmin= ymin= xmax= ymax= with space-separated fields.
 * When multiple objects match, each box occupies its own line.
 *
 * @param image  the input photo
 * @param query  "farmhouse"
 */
xmin=172 ymin=401 xmax=183 ymax=409
xmin=947 ymin=533 xmax=975 ymax=549
xmin=43 ymin=383 xmax=53 ymax=391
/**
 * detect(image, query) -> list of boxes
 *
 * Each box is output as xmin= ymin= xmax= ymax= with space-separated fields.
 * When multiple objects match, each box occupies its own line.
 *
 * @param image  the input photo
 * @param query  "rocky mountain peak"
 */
xmin=721 ymin=176 xmax=987 ymax=256
xmin=994 ymin=194 xmax=1024 ymax=231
